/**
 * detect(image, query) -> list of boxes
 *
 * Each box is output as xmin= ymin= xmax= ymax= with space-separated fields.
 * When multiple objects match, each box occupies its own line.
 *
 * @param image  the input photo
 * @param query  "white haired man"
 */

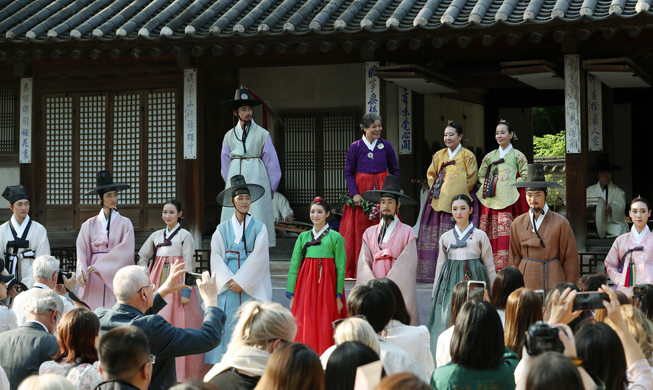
xmin=0 ymin=289 xmax=62 ymax=390
xmin=12 ymin=255 xmax=83 ymax=325
xmin=96 ymin=261 xmax=226 ymax=390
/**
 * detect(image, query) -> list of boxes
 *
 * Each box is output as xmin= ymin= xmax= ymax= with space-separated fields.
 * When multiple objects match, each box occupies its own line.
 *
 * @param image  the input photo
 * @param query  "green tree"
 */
xmin=533 ymin=131 xmax=566 ymax=157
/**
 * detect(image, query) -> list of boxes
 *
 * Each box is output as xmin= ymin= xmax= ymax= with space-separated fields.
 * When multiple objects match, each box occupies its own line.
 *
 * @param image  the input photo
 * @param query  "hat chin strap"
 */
xmin=99 ymin=200 xmax=118 ymax=248
xmin=233 ymin=201 xmax=251 ymax=251
xmin=234 ymin=111 xmax=251 ymax=154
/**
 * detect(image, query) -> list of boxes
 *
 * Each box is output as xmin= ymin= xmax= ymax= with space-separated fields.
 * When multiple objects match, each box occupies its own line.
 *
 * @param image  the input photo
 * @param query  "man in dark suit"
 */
xmin=96 ymin=326 xmax=152 ymax=390
xmin=96 ymin=260 xmax=226 ymax=390
xmin=0 ymin=289 xmax=62 ymax=390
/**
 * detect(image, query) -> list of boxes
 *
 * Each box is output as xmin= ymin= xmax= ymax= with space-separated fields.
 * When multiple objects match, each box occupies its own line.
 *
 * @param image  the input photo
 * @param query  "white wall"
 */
xmin=424 ymin=95 xmax=484 ymax=155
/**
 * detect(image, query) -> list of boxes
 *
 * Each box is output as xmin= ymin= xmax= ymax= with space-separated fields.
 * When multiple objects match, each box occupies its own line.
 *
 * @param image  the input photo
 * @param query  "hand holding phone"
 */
xmin=467 ymin=281 xmax=486 ymax=300
xmin=572 ymin=291 xmax=609 ymax=311
xmin=184 ymin=272 xmax=203 ymax=286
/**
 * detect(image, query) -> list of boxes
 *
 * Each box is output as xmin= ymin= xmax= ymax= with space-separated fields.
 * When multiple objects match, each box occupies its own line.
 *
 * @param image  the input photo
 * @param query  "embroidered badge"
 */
xmin=368 ymin=152 xmax=374 ymax=159
xmin=378 ymin=143 xmax=384 ymax=150
xmin=241 ymin=93 xmax=248 ymax=99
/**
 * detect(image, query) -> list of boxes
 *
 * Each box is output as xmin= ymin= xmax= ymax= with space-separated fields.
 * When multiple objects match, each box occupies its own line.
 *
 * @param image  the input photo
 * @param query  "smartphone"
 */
xmin=184 ymin=272 xmax=203 ymax=286
xmin=467 ymin=281 xmax=486 ymax=300
xmin=572 ymin=292 xmax=609 ymax=311
xmin=534 ymin=289 xmax=545 ymax=307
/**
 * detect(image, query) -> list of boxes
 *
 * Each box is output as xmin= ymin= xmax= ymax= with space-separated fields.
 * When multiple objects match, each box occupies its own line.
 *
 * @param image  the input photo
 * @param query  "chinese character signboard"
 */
xmin=19 ymin=78 xmax=32 ymax=164
xmin=366 ymin=62 xmax=380 ymax=114
xmin=587 ymin=73 xmax=603 ymax=151
xmin=183 ymin=69 xmax=197 ymax=159
xmin=398 ymin=87 xmax=412 ymax=155
xmin=564 ymin=55 xmax=581 ymax=154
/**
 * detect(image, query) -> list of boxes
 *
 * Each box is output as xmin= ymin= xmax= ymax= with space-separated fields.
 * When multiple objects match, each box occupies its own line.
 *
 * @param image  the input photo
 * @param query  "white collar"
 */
xmin=10 ymin=214 xmax=30 ymax=237
xmin=528 ymin=203 xmax=549 ymax=233
xmin=166 ymin=223 xmax=181 ymax=234
xmin=362 ymin=136 xmax=379 ymax=151
xmin=498 ymin=144 xmax=513 ymax=159
xmin=312 ymin=223 xmax=329 ymax=240
xmin=98 ymin=209 xmax=119 ymax=234
xmin=596 ymin=182 xmax=608 ymax=199
xmin=25 ymin=320 xmax=49 ymax=333
xmin=235 ymin=119 xmax=257 ymax=138
xmin=631 ymin=225 xmax=650 ymax=245
xmin=231 ymin=213 xmax=252 ymax=244
xmin=454 ymin=222 xmax=474 ymax=239
xmin=447 ymin=144 xmax=462 ymax=160
xmin=380 ymin=217 xmax=399 ymax=243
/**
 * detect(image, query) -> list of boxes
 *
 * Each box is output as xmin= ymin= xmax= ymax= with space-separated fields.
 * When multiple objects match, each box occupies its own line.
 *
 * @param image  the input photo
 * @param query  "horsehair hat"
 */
xmin=216 ymin=175 xmax=265 ymax=207
xmin=84 ymin=170 xmax=131 ymax=196
xmin=588 ymin=152 xmax=622 ymax=172
xmin=511 ymin=163 xmax=563 ymax=188
xmin=361 ymin=175 xmax=417 ymax=205
xmin=220 ymin=86 xmax=264 ymax=110
xmin=2 ymin=185 xmax=28 ymax=205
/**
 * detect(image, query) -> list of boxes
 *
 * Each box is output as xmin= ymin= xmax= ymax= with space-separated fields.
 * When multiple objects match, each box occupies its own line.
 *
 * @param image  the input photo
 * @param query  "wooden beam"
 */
xmin=360 ymin=48 xmax=375 ymax=61
xmin=506 ymin=33 xmax=522 ymax=45
xmin=628 ymin=25 xmax=645 ymax=37
xmin=254 ymin=44 xmax=270 ymax=55
xmin=90 ymin=49 xmax=103 ymax=59
xmin=14 ymin=51 xmax=26 ymax=61
xmin=13 ymin=62 xmax=25 ymax=78
xmin=386 ymin=39 xmax=404 ymax=51
xmin=150 ymin=47 xmax=163 ymax=58
xmin=32 ymin=50 xmax=45 ymax=60
xmin=70 ymin=49 xmax=84 ymax=60
xmin=177 ymin=54 xmax=191 ymax=68
xmin=409 ymin=38 xmax=426 ymax=50
xmin=51 ymin=50 xmax=64 ymax=60
xmin=0 ymin=51 xmax=7 ymax=61
xmin=212 ymin=45 xmax=226 ymax=56
xmin=481 ymin=34 xmax=496 ymax=47
xmin=319 ymin=42 xmax=333 ymax=53
xmin=171 ymin=47 xmax=184 ymax=58
xmin=530 ymin=31 xmax=545 ymax=44
xmin=297 ymin=42 xmax=315 ymax=54
xmin=432 ymin=37 xmax=450 ymax=49
xmin=578 ymin=29 xmax=594 ymax=41
xmin=363 ymin=40 xmax=380 ymax=52
xmin=191 ymin=46 xmax=205 ymax=57
xmin=553 ymin=30 xmax=567 ymax=43
xmin=233 ymin=45 xmax=249 ymax=56
xmin=602 ymin=27 xmax=616 ymax=39
xmin=276 ymin=43 xmax=291 ymax=54
xmin=109 ymin=49 xmax=121 ymax=59
xmin=342 ymin=41 xmax=361 ymax=52
xmin=130 ymin=48 xmax=143 ymax=59
xmin=457 ymin=36 xmax=473 ymax=48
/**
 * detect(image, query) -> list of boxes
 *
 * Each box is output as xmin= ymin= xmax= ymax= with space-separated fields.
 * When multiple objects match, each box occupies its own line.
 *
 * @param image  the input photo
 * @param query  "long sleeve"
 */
xmin=356 ymin=237 xmax=376 ymax=285
xmin=138 ymin=233 xmax=155 ymax=268
xmin=75 ymin=223 xmax=92 ymax=284
xmin=509 ymin=221 xmax=523 ymax=269
xmin=286 ymin=234 xmax=305 ymax=296
xmin=334 ymin=233 xmax=346 ymax=296
xmin=385 ymin=141 xmax=400 ymax=176
xmin=426 ymin=154 xmax=439 ymax=188
xmin=605 ymin=238 xmax=623 ymax=286
xmin=610 ymin=187 xmax=626 ymax=224
xmin=232 ymin=227 xmax=272 ymax=301
xmin=210 ymin=230 xmax=233 ymax=294
xmin=626 ymin=358 xmax=653 ymax=390
xmin=220 ymin=141 xmax=232 ymax=183
xmin=477 ymin=154 xmax=490 ymax=187
xmin=464 ymin=152 xmax=479 ymax=193
xmin=432 ymin=237 xmax=447 ymax=297
xmin=560 ymin=222 xmax=580 ymax=284
xmin=33 ymin=226 xmax=50 ymax=258
xmin=516 ymin=151 xmax=528 ymax=182
xmin=480 ymin=233 xmax=496 ymax=288
xmin=95 ymin=220 xmax=136 ymax=292
xmin=180 ymin=232 xmax=196 ymax=299
xmin=345 ymin=143 xmax=360 ymax=195
xmin=261 ymin=135 xmax=282 ymax=197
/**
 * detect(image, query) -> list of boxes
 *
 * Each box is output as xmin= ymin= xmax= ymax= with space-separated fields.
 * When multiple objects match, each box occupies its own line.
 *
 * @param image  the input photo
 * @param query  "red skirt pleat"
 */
xmin=479 ymin=188 xmax=529 ymax=271
xmin=341 ymin=171 xmax=400 ymax=278
xmin=292 ymin=257 xmax=347 ymax=355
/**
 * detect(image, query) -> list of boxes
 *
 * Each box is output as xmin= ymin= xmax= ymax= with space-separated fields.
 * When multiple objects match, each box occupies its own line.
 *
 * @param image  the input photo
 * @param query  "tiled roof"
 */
xmin=0 ymin=0 xmax=650 ymax=43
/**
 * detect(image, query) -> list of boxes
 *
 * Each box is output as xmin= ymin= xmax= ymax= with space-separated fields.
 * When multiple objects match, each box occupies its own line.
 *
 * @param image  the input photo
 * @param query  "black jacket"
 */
xmin=95 ymin=379 xmax=141 ymax=390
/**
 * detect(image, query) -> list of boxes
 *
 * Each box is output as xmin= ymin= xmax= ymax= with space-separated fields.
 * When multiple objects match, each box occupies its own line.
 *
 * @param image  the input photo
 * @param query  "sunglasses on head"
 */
xmin=332 ymin=315 xmax=367 ymax=331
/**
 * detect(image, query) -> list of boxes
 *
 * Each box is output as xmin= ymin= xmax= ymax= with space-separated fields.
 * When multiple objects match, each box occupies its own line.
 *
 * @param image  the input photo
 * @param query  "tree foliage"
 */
xmin=533 ymin=131 xmax=566 ymax=157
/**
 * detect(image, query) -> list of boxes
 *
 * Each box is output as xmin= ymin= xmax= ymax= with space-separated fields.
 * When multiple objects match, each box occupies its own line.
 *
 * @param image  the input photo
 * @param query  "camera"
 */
xmin=56 ymin=269 xmax=73 ymax=285
xmin=573 ymin=292 xmax=609 ymax=311
xmin=525 ymin=321 xmax=565 ymax=356
xmin=633 ymin=285 xmax=648 ymax=309
xmin=184 ymin=272 xmax=203 ymax=286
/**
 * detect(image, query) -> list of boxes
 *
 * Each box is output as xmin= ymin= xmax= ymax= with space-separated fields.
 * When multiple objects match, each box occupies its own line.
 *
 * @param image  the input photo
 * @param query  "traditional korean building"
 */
xmin=0 ymin=0 xmax=651 ymax=256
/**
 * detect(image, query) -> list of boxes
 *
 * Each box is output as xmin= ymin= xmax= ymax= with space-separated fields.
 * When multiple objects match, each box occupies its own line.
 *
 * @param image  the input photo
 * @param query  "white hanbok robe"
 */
xmin=586 ymin=181 xmax=628 ymax=238
xmin=0 ymin=215 xmax=50 ymax=289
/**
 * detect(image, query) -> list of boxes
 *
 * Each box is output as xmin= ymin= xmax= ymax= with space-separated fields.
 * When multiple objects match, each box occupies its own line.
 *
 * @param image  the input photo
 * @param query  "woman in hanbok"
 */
xmin=477 ymin=120 xmax=529 ymax=272
xmin=341 ymin=113 xmax=400 ymax=278
xmin=605 ymin=196 xmax=653 ymax=297
xmin=138 ymin=199 xmax=209 ymax=381
xmin=206 ymin=175 xmax=272 ymax=364
xmin=426 ymin=194 xmax=495 ymax=349
xmin=287 ymin=197 xmax=347 ymax=354
xmin=76 ymin=170 xmax=135 ymax=310
xmin=416 ymin=121 xmax=480 ymax=283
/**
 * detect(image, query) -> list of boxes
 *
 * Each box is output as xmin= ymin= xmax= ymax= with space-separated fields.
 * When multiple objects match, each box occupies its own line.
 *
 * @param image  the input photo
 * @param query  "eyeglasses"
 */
xmin=140 ymin=354 xmax=156 ymax=371
xmin=332 ymin=315 xmax=367 ymax=331
xmin=137 ymin=283 xmax=155 ymax=295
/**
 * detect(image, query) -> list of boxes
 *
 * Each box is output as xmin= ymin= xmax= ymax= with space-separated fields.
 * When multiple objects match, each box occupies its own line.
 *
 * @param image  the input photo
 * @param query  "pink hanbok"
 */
xmin=605 ymin=225 xmax=653 ymax=297
xmin=138 ymin=223 xmax=210 ymax=382
xmin=356 ymin=219 xmax=420 ymax=325
xmin=76 ymin=210 xmax=135 ymax=310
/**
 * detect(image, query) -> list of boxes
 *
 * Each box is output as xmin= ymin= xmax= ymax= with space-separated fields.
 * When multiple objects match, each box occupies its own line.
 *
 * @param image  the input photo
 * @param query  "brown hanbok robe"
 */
xmin=509 ymin=209 xmax=579 ymax=292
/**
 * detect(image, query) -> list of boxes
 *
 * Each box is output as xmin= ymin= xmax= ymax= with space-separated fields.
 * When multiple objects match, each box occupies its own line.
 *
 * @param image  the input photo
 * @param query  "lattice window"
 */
xmin=323 ymin=115 xmax=357 ymax=200
xmin=147 ymin=91 xmax=177 ymax=203
xmin=45 ymin=97 xmax=73 ymax=205
xmin=79 ymin=95 xmax=107 ymax=204
xmin=0 ymin=89 xmax=15 ymax=152
xmin=284 ymin=117 xmax=316 ymax=204
xmin=112 ymin=94 xmax=141 ymax=205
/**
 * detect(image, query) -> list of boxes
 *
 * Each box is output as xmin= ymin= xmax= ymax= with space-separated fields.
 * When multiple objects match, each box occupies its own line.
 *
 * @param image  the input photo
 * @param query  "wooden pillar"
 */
xmin=397 ymin=91 xmax=424 ymax=225
xmin=184 ymin=68 xmax=205 ymax=253
xmin=564 ymin=54 xmax=588 ymax=252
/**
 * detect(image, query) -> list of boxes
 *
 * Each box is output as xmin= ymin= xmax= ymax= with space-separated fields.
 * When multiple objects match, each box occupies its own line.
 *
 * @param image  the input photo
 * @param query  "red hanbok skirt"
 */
xmin=479 ymin=188 xmax=529 ymax=271
xmin=341 ymin=171 xmax=398 ymax=278
xmin=292 ymin=257 xmax=347 ymax=355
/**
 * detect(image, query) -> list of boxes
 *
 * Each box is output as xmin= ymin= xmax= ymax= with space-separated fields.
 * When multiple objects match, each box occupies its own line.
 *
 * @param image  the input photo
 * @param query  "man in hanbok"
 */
xmin=0 ymin=185 xmax=50 ymax=296
xmin=206 ymin=175 xmax=272 ymax=364
xmin=220 ymin=87 xmax=281 ymax=247
xmin=356 ymin=175 xmax=420 ymax=325
xmin=509 ymin=164 xmax=579 ymax=294
xmin=586 ymin=153 xmax=628 ymax=238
